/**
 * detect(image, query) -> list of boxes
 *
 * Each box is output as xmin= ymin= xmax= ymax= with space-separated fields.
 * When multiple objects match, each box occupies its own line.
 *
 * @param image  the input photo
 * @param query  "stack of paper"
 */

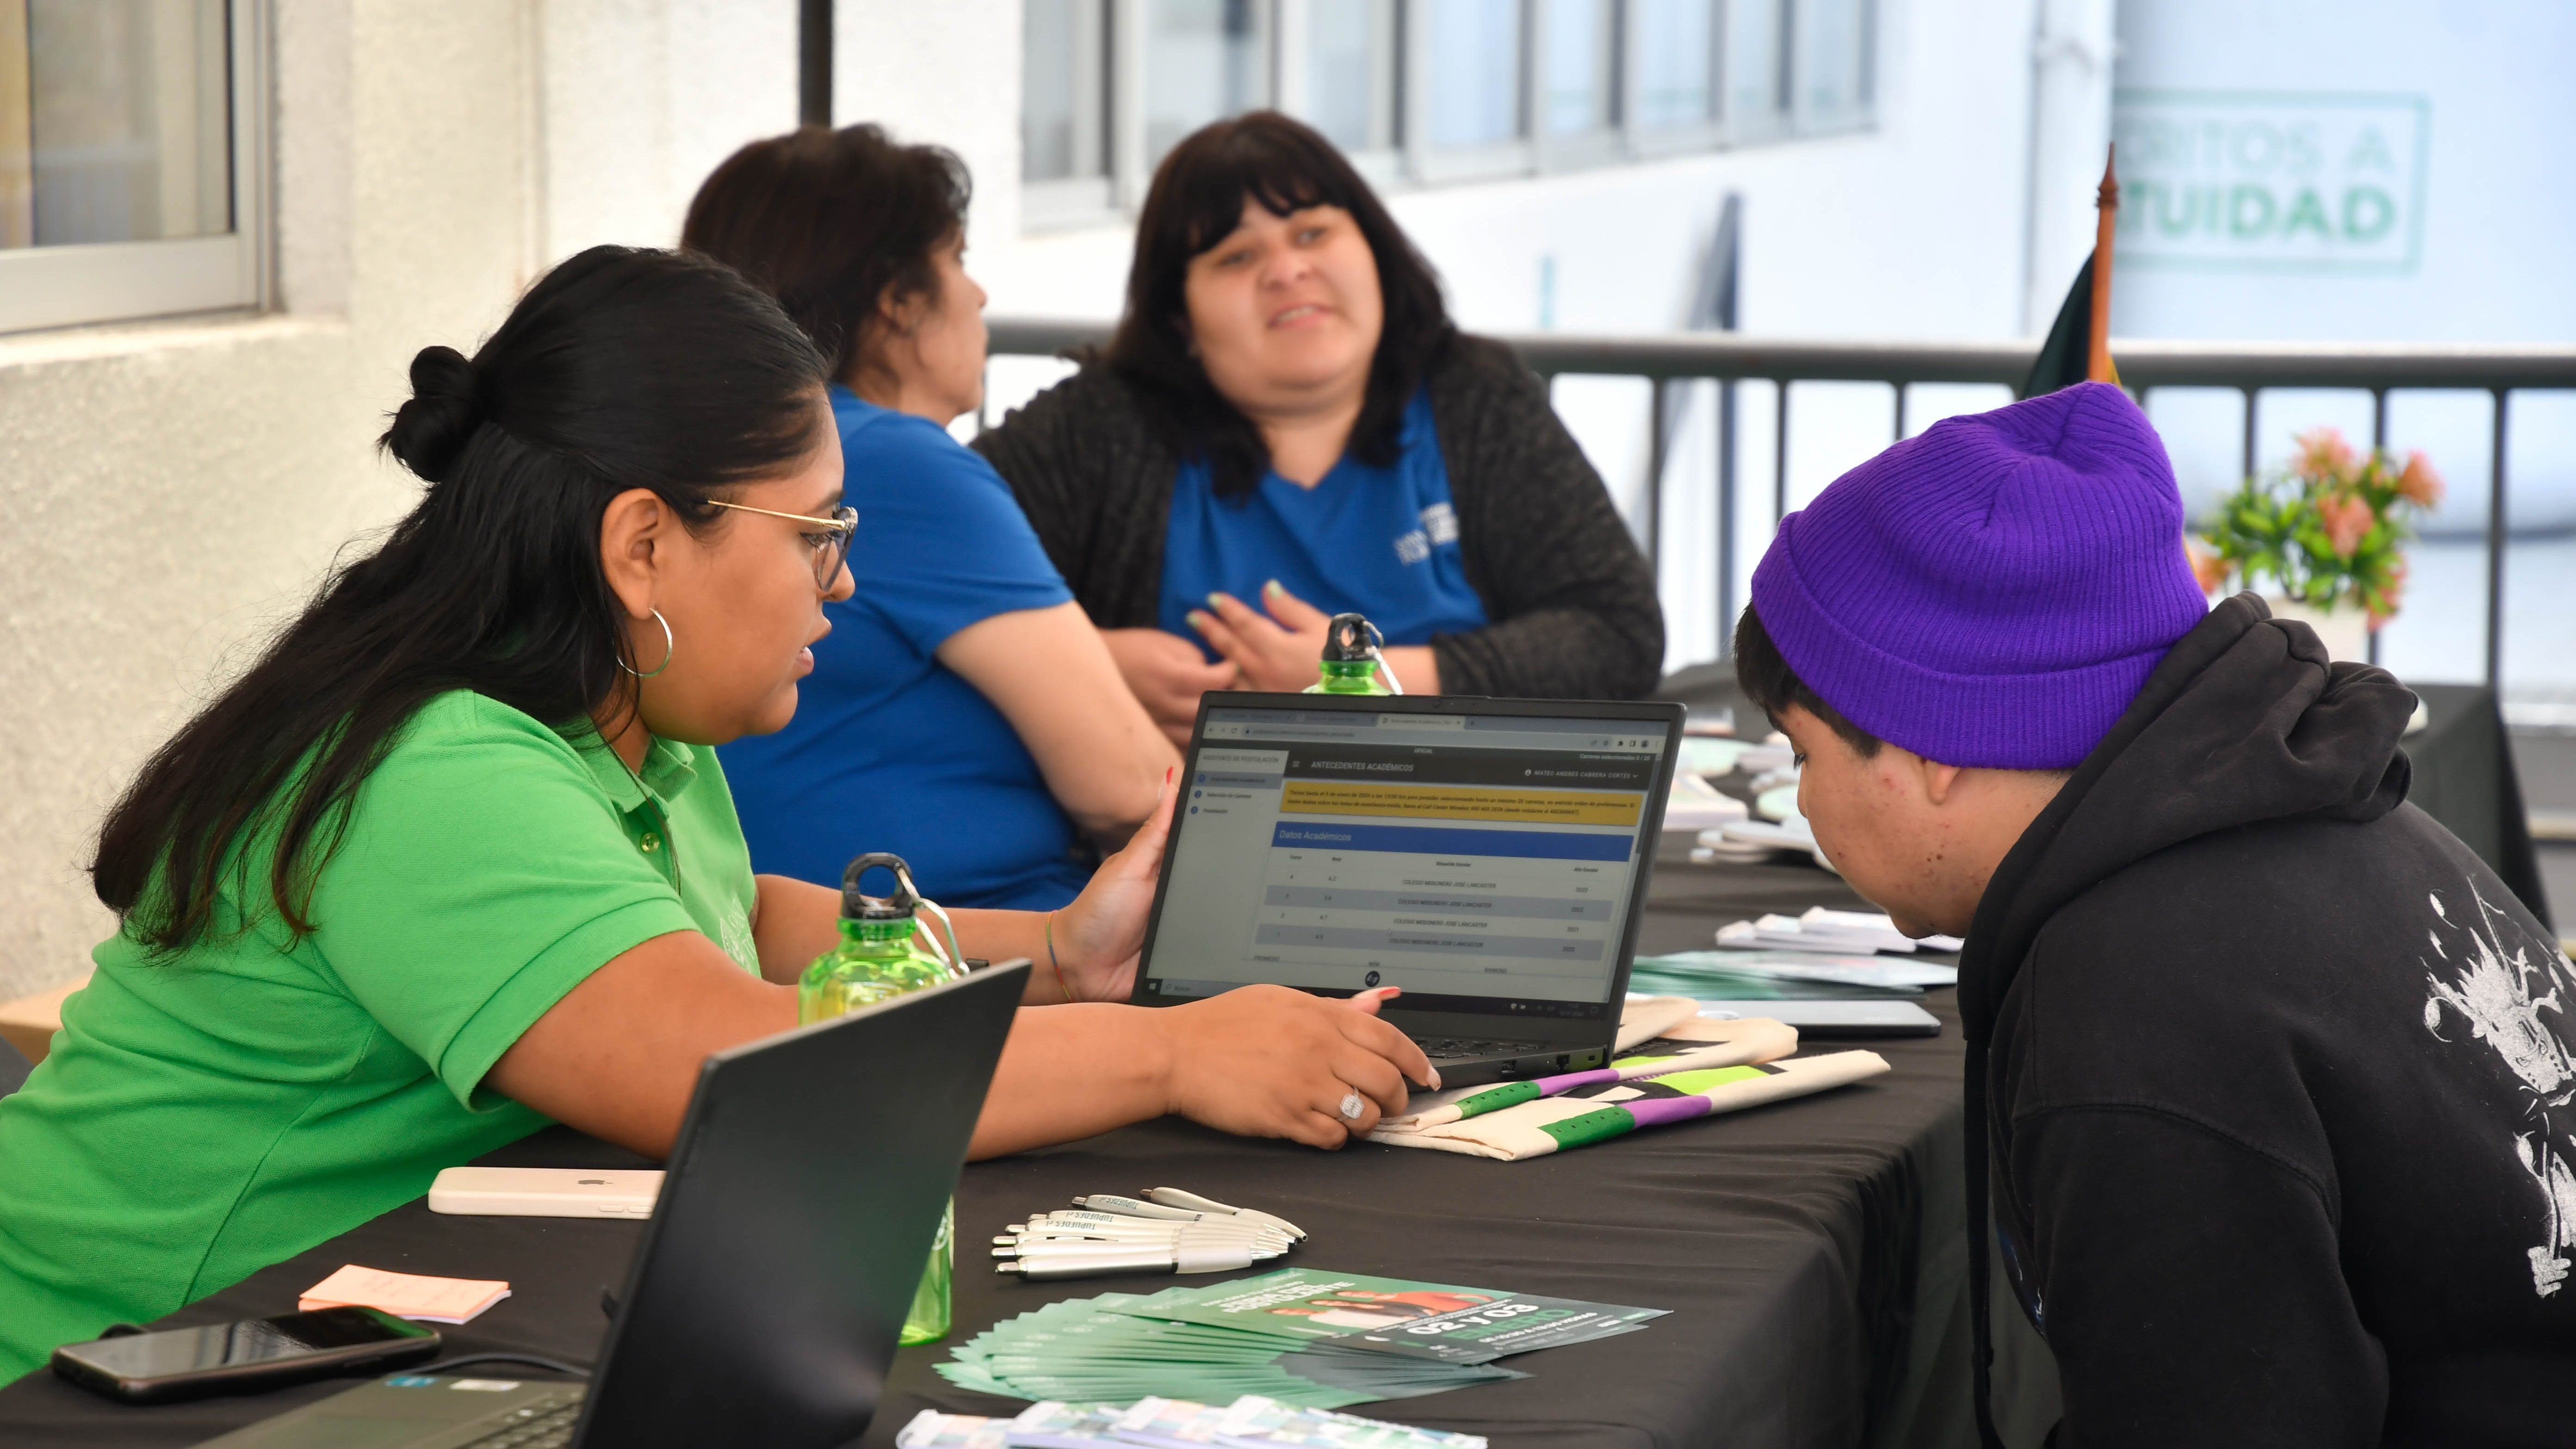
xmin=940 ymin=1290 xmax=1517 ymax=1410
xmin=299 ymin=1264 xmax=510 ymax=1324
xmin=898 ymin=1393 xmax=1488 ymax=1448
xmin=1661 ymin=773 xmax=1750 ymax=832
xmin=944 ymin=1269 xmax=1664 ymax=1410
xmin=1715 ymin=907 xmax=1962 ymax=955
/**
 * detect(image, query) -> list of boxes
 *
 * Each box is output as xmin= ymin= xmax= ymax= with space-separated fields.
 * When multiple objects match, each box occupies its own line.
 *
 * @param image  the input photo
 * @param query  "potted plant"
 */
xmin=2189 ymin=427 xmax=2444 ymax=660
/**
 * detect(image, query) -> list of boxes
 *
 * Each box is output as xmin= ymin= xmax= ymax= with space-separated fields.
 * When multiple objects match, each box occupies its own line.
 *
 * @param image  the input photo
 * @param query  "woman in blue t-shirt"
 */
xmin=684 ymin=126 xmax=1177 ymax=908
xmin=975 ymin=112 xmax=1663 ymax=745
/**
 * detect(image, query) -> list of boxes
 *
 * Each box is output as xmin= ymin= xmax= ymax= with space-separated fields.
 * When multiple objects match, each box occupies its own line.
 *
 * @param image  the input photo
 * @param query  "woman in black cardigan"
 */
xmin=974 ymin=112 xmax=1661 ymax=743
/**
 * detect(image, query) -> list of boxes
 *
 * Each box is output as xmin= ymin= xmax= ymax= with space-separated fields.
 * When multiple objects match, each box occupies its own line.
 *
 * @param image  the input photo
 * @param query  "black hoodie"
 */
xmin=1960 ymin=594 xmax=2576 ymax=1447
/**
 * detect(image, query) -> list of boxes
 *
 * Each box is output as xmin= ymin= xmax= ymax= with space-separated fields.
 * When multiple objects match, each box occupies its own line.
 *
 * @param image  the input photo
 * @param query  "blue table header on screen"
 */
xmin=718 ymin=387 xmax=1093 ymax=910
xmin=1157 ymin=388 xmax=1489 ymax=658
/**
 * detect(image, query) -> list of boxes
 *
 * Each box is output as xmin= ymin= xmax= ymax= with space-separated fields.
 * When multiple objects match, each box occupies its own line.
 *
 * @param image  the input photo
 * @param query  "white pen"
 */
xmin=1141 ymin=1187 xmax=1309 ymax=1242
xmin=993 ymin=1240 xmax=1282 ymax=1262
xmin=1070 ymin=1194 xmax=1205 ymax=1222
xmin=993 ymin=1243 xmax=1273 ymax=1278
xmin=995 ymin=1228 xmax=1289 ymax=1251
xmin=1012 ymin=1214 xmax=1286 ymax=1242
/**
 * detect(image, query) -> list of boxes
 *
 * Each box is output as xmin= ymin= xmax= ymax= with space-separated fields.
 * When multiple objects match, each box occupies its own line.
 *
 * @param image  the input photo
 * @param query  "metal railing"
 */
xmin=983 ymin=319 xmax=2576 ymax=686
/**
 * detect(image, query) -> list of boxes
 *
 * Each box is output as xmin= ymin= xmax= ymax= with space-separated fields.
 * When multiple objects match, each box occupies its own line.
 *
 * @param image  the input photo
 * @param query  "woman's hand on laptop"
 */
xmin=1046 ymin=770 xmax=1179 ymax=1003
xmin=1158 ymin=985 xmax=1437 ymax=1149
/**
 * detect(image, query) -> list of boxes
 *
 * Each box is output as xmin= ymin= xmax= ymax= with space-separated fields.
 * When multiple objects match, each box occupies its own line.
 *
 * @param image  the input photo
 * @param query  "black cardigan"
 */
xmin=970 ymin=336 xmax=1665 ymax=700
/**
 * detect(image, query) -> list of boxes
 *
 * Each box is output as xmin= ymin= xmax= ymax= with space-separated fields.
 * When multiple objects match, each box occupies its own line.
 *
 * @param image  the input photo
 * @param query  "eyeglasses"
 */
xmin=698 ymin=499 xmax=859 ymax=588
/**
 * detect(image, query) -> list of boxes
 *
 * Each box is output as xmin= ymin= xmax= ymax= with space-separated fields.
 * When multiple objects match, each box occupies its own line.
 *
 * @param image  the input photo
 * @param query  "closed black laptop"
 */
xmin=196 ymin=962 xmax=1027 ymax=1449
xmin=1133 ymin=692 xmax=1683 ymax=1086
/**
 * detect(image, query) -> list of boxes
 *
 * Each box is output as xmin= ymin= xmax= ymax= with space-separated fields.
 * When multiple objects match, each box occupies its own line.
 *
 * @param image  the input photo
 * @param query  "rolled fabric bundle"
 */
xmin=1369 ymin=1050 xmax=1889 ymax=1161
xmin=1378 ymin=1018 xmax=1801 ymax=1136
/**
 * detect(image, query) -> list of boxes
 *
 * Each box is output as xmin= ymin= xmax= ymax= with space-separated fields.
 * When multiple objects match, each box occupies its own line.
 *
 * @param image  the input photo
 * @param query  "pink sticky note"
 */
xmin=299 ymin=1264 xmax=512 ymax=1324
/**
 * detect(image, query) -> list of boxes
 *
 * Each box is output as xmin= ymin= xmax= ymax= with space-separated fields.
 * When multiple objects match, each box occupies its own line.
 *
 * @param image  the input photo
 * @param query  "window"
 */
xmin=1540 ymin=0 xmax=1617 ymax=140
xmin=0 ymin=0 xmax=267 ymax=334
xmin=1793 ymin=0 xmax=1872 ymax=133
xmin=1725 ymin=0 xmax=1791 ymax=141
xmin=1299 ymin=0 xmax=1396 ymax=155
xmin=1024 ymin=0 xmax=1110 ymax=188
xmin=1422 ymin=0 xmax=1524 ymax=152
xmin=1630 ymin=0 xmax=1718 ymax=139
xmin=1143 ymin=0 xmax=1270 ymax=169
xmin=1016 ymin=0 xmax=1874 ymax=229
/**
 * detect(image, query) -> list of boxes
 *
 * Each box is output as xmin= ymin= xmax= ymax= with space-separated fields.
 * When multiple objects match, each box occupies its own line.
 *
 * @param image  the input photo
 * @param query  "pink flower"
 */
xmin=2318 ymin=492 xmax=2376 ymax=557
xmin=2396 ymin=450 xmax=2445 ymax=507
xmin=2295 ymin=427 xmax=2358 ymax=483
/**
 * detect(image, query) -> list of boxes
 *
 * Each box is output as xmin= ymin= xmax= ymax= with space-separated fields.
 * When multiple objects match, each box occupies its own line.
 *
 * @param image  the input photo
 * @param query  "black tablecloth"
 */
xmin=0 ymin=856 xmax=1972 ymax=1449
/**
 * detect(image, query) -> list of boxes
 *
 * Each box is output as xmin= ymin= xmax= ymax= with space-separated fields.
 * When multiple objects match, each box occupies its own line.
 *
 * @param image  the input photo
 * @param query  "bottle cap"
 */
xmin=839 ymin=852 xmax=922 ymax=922
xmin=1322 ymin=614 xmax=1383 ymax=663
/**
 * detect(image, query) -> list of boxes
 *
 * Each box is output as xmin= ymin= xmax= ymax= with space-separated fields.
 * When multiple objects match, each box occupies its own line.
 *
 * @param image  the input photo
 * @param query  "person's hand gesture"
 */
xmin=1046 ymin=771 xmax=1176 ymax=1002
xmin=1187 ymin=579 xmax=1335 ymax=693
xmin=1102 ymin=628 xmax=1237 ymax=748
xmin=1157 ymin=985 xmax=1437 ymax=1147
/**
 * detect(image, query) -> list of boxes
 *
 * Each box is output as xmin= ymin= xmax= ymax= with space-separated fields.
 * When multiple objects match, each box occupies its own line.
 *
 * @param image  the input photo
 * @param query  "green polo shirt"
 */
xmin=0 ymin=692 xmax=762 ymax=1383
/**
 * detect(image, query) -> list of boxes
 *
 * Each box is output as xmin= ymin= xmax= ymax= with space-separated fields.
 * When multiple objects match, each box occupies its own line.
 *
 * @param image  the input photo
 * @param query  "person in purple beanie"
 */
xmin=1734 ymin=381 xmax=2573 ymax=1447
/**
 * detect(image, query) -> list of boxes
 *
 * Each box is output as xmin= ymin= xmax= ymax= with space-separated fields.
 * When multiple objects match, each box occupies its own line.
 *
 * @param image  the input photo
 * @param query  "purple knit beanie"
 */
xmin=1748 ymin=381 xmax=2208 ymax=770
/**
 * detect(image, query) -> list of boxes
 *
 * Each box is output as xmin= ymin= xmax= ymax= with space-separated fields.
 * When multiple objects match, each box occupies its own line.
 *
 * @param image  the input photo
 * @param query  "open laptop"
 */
xmin=197 ymin=961 xmax=1028 ymax=1449
xmin=1132 ymin=692 xmax=1684 ymax=1087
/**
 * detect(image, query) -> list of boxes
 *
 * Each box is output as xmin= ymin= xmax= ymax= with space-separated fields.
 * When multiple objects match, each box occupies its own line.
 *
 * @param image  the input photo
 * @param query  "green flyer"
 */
xmin=1137 ymin=1269 xmax=1667 ymax=1366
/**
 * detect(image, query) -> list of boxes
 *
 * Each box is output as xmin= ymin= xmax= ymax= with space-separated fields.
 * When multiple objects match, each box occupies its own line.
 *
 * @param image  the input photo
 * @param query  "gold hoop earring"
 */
xmin=620 ymin=608 xmax=675 ymax=679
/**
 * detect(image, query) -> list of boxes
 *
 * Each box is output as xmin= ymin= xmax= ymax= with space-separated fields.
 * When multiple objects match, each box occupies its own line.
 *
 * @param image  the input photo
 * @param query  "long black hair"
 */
xmin=680 ymin=123 xmax=971 ymax=385
xmin=91 ymin=245 xmax=829 ymax=954
xmin=1104 ymin=111 xmax=1455 ymax=501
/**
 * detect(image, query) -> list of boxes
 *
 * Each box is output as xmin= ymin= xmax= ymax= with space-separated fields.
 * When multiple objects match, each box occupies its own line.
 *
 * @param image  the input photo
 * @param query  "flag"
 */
xmin=2021 ymin=148 xmax=2121 ymax=398
xmin=2020 ymin=254 xmax=2116 ymax=397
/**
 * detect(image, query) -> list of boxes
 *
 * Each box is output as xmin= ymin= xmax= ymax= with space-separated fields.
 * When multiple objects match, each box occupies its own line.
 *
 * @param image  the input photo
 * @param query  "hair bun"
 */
xmin=383 ymin=345 xmax=486 ymax=482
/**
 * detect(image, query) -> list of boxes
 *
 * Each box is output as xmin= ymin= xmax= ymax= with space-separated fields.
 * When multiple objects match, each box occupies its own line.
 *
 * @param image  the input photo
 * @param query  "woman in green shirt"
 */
xmin=0 ymin=246 xmax=1433 ymax=1383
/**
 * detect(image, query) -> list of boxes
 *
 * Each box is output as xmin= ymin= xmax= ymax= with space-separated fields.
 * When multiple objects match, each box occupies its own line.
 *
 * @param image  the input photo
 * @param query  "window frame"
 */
xmin=1020 ymin=0 xmax=1877 ymax=233
xmin=1532 ymin=0 xmax=1624 ymax=173
xmin=0 ymin=0 xmax=272 ymax=336
xmin=1624 ymin=0 xmax=1729 ymax=161
xmin=1022 ymin=0 xmax=1117 ymax=227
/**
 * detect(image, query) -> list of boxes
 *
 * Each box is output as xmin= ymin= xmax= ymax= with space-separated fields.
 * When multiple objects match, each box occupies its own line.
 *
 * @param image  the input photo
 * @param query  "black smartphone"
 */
xmin=50 ymin=1306 xmax=441 ymax=1404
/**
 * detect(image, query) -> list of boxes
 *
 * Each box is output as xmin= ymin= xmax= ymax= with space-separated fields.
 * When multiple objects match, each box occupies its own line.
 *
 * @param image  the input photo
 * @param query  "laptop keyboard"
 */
xmin=1416 ymin=1038 xmax=1550 ymax=1060
xmin=457 ymin=1390 xmax=585 ymax=1448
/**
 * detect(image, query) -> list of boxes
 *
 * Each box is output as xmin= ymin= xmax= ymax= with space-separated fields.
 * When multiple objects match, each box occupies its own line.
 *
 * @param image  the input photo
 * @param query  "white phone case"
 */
xmin=427 ymin=1166 xmax=664 ymax=1219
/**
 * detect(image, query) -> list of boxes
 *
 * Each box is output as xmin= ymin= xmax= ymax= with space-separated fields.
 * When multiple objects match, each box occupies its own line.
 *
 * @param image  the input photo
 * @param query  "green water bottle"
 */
xmin=799 ymin=852 xmax=960 ymax=1344
xmin=1307 ymin=613 xmax=1397 ymax=695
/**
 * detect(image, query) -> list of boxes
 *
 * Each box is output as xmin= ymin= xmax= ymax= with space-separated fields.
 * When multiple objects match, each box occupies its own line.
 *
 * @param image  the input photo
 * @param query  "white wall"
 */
xmin=0 ymin=1 xmax=552 ymax=1003
xmin=540 ymin=0 xmax=799 ymax=261
xmin=837 ymin=0 xmax=1022 ymax=255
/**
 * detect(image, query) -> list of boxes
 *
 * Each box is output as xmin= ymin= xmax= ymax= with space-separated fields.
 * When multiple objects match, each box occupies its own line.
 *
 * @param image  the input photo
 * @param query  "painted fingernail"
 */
xmin=1186 ymin=610 xmax=1210 ymax=630
xmin=1263 ymin=578 xmax=1284 ymax=597
xmin=1206 ymin=592 xmax=1228 ymax=610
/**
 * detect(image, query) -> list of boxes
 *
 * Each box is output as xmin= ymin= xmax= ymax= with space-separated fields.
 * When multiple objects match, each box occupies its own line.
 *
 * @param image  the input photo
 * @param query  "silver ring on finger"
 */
xmin=1338 ymin=1091 xmax=1367 ymax=1121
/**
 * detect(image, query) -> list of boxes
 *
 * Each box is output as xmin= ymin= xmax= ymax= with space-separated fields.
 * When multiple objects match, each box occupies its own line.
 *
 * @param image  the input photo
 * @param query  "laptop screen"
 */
xmin=1140 ymin=700 xmax=1674 ymax=1021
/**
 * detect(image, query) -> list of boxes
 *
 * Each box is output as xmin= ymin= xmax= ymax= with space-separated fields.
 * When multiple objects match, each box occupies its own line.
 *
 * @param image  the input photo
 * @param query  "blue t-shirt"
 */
xmin=719 ymin=389 xmax=1092 ymax=910
xmin=1158 ymin=389 xmax=1488 ymax=658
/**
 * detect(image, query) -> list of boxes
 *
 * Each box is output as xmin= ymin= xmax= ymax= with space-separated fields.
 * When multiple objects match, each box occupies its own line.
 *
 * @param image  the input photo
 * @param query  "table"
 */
xmin=0 ymin=850 xmax=1974 ymax=1449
